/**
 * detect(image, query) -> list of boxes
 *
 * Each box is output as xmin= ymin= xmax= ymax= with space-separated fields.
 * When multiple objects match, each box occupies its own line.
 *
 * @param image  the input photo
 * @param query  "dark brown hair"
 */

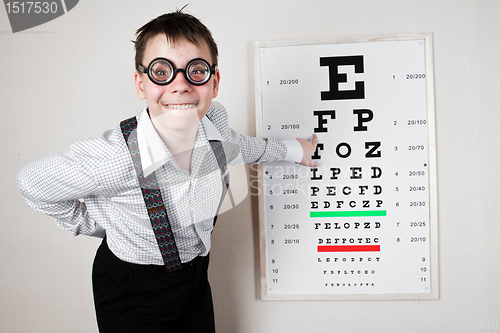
xmin=133 ymin=9 xmax=219 ymax=71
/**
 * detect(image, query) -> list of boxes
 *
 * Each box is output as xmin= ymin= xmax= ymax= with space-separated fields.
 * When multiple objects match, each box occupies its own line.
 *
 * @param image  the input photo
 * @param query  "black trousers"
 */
xmin=92 ymin=239 xmax=215 ymax=333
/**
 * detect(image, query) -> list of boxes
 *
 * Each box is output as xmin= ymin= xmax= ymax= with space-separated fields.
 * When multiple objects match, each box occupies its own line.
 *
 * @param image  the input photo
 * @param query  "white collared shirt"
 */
xmin=137 ymin=110 xmax=225 ymax=178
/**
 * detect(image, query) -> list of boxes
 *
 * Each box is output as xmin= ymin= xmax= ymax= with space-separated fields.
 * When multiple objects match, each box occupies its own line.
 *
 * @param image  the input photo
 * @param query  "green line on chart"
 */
xmin=310 ymin=210 xmax=387 ymax=217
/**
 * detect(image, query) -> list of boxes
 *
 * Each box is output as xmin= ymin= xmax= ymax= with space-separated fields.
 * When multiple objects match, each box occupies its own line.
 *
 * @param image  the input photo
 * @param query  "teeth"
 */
xmin=166 ymin=104 xmax=196 ymax=109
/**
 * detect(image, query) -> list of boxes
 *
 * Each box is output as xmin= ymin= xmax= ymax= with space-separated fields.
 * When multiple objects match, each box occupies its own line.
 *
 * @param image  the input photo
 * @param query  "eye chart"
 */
xmin=255 ymin=33 xmax=438 ymax=300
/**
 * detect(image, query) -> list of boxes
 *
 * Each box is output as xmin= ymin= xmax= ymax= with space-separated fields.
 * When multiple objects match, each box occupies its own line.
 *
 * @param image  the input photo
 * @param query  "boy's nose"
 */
xmin=168 ymin=71 xmax=192 ymax=93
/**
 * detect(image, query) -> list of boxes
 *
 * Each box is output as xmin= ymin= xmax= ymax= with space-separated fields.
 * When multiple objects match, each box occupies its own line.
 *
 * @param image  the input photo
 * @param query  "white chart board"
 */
xmin=255 ymin=33 xmax=438 ymax=300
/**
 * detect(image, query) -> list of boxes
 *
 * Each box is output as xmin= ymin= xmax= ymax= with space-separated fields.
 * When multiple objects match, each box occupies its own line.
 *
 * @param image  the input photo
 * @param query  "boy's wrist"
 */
xmin=281 ymin=139 xmax=303 ymax=163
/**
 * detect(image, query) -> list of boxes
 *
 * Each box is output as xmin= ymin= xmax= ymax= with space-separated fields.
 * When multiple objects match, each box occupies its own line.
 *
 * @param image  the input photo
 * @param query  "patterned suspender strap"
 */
xmin=209 ymin=140 xmax=230 ymax=223
xmin=120 ymin=117 xmax=182 ymax=272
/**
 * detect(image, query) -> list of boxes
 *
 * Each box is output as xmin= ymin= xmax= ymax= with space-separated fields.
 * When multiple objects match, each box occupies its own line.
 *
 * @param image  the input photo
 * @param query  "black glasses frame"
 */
xmin=138 ymin=57 xmax=217 ymax=86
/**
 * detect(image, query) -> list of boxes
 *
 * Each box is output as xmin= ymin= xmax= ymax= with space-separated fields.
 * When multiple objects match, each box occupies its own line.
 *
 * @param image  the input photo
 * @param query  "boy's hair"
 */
xmin=133 ymin=10 xmax=218 ymax=71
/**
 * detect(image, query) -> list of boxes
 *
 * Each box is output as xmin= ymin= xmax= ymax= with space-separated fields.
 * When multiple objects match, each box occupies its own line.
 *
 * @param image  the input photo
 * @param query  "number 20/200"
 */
xmin=280 ymin=79 xmax=299 ymax=85
xmin=406 ymin=74 xmax=425 ymax=79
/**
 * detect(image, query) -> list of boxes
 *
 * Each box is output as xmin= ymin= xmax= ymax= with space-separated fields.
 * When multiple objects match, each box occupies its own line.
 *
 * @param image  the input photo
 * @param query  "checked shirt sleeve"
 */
xmin=206 ymin=102 xmax=298 ymax=164
xmin=232 ymin=132 xmax=287 ymax=164
xmin=17 ymin=138 xmax=108 ymax=237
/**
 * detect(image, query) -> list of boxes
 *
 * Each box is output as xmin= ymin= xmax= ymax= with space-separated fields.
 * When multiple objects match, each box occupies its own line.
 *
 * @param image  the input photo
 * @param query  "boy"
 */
xmin=17 ymin=10 xmax=317 ymax=333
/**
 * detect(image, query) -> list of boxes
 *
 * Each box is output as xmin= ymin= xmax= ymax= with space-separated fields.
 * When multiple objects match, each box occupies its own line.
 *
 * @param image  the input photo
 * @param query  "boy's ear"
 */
xmin=212 ymin=69 xmax=220 ymax=98
xmin=134 ymin=71 xmax=146 ymax=100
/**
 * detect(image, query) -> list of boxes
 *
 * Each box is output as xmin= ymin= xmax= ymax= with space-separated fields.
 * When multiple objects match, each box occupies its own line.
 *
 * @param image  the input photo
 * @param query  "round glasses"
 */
xmin=138 ymin=57 xmax=216 ymax=86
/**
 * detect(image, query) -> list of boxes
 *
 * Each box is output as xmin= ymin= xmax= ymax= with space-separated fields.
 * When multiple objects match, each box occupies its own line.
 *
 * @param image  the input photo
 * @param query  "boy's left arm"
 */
xmin=229 ymin=130 xmax=317 ymax=167
xmin=206 ymin=102 xmax=318 ymax=167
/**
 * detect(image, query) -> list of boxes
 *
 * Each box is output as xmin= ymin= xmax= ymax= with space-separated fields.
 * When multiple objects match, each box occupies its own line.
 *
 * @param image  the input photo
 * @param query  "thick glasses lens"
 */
xmin=150 ymin=60 xmax=174 ymax=84
xmin=186 ymin=59 xmax=211 ymax=84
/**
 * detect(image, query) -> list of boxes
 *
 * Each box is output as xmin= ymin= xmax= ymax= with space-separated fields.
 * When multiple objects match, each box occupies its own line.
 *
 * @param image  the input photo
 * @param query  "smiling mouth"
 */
xmin=165 ymin=104 xmax=196 ymax=110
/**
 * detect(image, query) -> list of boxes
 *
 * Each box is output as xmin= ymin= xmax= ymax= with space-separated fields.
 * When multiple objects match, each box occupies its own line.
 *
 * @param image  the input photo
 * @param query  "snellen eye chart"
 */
xmin=255 ymin=33 xmax=438 ymax=300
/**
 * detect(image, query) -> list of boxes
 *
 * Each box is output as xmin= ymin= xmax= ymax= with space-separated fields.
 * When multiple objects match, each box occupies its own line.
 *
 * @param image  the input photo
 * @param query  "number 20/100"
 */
xmin=6 ymin=2 xmax=58 ymax=14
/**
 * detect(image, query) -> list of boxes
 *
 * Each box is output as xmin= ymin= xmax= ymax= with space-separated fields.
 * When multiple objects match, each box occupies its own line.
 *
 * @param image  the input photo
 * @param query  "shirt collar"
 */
xmin=136 ymin=106 xmax=224 ymax=177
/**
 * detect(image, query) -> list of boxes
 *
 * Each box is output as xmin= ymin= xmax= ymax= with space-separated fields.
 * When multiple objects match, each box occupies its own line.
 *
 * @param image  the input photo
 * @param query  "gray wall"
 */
xmin=1 ymin=0 xmax=499 ymax=332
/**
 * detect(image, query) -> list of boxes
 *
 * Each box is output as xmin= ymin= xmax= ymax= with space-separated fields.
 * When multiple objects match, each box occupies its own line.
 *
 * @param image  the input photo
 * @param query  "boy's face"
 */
xmin=134 ymin=34 xmax=219 ymax=132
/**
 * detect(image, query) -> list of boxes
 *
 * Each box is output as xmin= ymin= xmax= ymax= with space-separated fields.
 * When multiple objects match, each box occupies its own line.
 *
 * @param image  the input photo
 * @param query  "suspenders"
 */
xmin=120 ymin=116 xmax=229 ymax=272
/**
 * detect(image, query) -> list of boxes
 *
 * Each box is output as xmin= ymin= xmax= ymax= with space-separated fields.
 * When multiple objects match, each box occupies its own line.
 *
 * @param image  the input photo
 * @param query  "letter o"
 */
xmin=336 ymin=142 xmax=352 ymax=158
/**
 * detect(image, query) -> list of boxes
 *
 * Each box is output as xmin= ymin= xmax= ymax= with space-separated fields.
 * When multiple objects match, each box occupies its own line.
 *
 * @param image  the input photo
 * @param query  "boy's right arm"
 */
xmin=17 ymin=150 xmax=104 ymax=237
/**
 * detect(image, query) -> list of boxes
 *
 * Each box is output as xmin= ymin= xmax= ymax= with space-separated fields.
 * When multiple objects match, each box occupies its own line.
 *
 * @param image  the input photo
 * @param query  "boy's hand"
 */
xmin=296 ymin=134 xmax=318 ymax=167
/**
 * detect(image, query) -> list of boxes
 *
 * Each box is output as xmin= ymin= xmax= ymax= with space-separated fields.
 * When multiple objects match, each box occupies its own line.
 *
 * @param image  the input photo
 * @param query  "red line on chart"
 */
xmin=317 ymin=245 xmax=380 ymax=252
